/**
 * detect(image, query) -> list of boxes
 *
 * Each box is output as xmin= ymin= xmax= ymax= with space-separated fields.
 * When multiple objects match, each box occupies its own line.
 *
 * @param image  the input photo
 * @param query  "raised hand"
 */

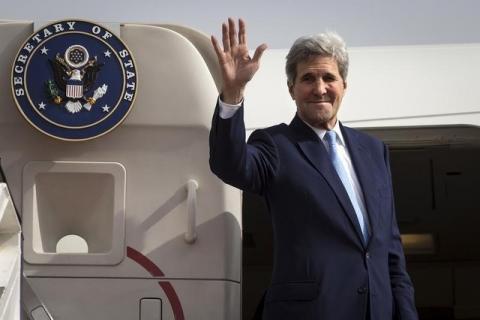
xmin=211 ymin=18 xmax=267 ymax=104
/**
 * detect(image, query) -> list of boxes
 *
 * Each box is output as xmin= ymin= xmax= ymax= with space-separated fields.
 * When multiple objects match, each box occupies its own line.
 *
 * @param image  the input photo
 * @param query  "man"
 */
xmin=209 ymin=18 xmax=418 ymax=320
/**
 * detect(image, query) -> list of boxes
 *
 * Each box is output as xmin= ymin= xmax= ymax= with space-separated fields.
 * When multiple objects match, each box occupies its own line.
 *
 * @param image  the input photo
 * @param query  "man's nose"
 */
xmin=313 ymin=79 xmax=327 ymax=95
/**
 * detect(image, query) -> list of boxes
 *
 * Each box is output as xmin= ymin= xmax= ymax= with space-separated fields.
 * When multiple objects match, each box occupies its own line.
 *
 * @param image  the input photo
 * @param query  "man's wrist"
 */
xmin=220 ymin=89 xmax=244 ymax=105
xmin=218 ymin=96 xmax=242 ymax=119
xmin=219 ymin=96 xmax=243 ymax=107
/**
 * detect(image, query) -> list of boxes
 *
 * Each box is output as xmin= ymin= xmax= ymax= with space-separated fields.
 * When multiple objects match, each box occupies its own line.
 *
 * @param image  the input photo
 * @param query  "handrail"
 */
xmin=0 ymin=182 xmax=22 ymax=320
xmin=184 ymin=179 xmax=198 ymax=244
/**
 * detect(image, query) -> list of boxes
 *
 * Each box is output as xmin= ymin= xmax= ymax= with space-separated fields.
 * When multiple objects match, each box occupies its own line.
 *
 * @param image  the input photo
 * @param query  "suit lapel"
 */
xmin=341 ymin=124 xmax=380 ymax=246
xmin=289 ymin=115 xmax=366 ymax=247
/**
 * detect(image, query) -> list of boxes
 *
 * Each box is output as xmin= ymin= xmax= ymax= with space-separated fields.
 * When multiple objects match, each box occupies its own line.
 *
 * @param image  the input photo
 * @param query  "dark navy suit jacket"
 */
xmin=209 ymin=103 xmax=418 ymax=320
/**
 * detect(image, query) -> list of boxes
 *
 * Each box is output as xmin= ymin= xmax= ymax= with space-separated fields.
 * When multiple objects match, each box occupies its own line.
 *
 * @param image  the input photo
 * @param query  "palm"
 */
xmin=222 ymin=42 xmax=258 ymax=84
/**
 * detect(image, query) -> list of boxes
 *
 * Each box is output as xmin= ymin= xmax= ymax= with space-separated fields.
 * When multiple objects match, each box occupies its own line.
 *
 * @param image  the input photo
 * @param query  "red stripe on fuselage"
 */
xmin=159 ymin=281 xmax=185 ymax=320
xmin=127 ymin=246 xmax=164 ymax=277
xmin=127 ymin=246 xmax=185 ymax=320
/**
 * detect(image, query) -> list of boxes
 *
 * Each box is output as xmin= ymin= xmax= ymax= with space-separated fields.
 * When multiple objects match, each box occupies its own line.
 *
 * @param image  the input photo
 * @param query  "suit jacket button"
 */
xmin=357 ymin=286 xmax=368 ymax=294
xmin=365 ymin=252 xmax=370 ymax=259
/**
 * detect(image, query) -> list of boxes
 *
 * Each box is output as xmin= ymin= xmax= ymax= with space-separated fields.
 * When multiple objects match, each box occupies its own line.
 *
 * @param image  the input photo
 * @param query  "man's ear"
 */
xmin=288 ymin=82 xmax=295 ymax=100
xmin=343 ymin=80 xmax=348 ymax=90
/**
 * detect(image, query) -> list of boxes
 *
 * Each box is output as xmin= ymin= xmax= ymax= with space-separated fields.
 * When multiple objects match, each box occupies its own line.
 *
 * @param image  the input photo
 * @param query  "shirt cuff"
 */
xmin=218 ymin=96 xmax=243 ymax=119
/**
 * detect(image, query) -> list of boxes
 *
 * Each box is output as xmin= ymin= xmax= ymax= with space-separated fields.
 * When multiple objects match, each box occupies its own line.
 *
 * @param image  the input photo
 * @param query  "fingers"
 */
xmin=216 ymin=18 xmax=257 ymax=55
xmin=211 ymin=36 xmax=225 ymax=63
xmin=238 ymin=18 xmax=246 ymax=45
xmin=252 ymin=43 xmax=268 ymax=64
xmin=228 ymin=18 xmax=237 ymax=48
xmin=221 ymin=22 xmax=230 ymax=52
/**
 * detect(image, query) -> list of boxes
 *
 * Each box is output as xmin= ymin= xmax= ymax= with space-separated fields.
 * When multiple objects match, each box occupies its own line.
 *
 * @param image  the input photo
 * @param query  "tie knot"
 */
xmin=324 ymin=130 xmax=337 ymax=147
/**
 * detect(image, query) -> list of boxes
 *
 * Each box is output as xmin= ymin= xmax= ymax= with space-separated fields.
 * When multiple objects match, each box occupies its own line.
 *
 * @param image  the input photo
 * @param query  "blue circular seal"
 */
xmin=11 ymin=20 xmax=138 ymax=141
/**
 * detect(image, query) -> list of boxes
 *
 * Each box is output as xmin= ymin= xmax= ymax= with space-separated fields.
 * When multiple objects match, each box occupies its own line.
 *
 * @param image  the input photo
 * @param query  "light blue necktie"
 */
xmin=324 ymin=131 xmax=369 ymax=243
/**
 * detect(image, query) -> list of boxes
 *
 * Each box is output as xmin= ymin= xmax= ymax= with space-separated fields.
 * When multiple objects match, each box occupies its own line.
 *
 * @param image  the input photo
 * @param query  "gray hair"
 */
xmin=286 ymin=31 xmax=349 ymax=85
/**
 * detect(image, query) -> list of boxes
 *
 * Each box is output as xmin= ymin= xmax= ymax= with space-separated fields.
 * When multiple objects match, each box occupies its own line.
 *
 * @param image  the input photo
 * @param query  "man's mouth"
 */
xmin=310 ymin=100 xmax=331 ymax=103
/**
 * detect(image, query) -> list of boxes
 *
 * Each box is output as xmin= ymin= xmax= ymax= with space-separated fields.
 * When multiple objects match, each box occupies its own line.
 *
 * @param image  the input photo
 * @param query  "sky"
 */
xmin=1 ymin=0 xmax=480 ymax=48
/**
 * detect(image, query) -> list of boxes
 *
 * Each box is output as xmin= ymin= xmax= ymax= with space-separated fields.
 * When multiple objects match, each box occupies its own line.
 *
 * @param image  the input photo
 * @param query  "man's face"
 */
xmin=288 ymin=55 xmax=346 ymax=130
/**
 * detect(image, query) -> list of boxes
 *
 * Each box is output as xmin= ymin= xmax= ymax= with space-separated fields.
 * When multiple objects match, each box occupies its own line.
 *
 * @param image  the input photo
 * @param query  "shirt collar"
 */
xmin=302 ymin=119 xmax=345 ymax=146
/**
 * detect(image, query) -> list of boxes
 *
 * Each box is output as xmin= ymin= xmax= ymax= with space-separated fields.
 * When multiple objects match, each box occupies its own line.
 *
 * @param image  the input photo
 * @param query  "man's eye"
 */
xmin=323 ymin=75 xmax=337 ymax=82
xmin=301 ymin=75 xmax=315 ymax=82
